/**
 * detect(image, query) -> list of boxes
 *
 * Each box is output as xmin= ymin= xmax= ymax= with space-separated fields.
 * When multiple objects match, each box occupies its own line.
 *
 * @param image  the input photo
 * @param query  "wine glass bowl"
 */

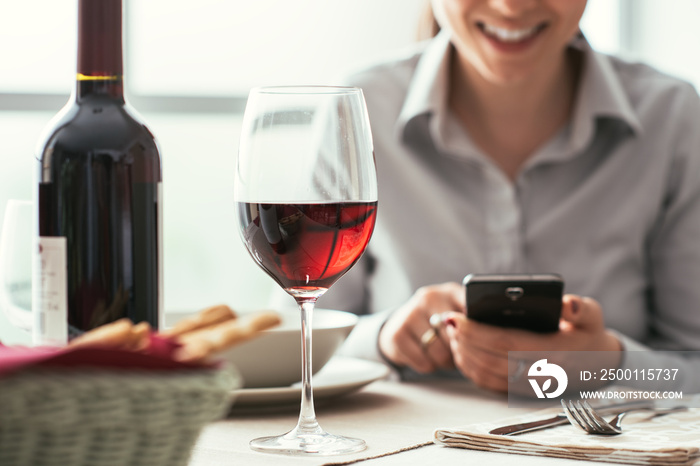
xmin=235 ymin=86 xmax=377 ymax=455
xmin=238 ymin=202 xmax=376 ymax=296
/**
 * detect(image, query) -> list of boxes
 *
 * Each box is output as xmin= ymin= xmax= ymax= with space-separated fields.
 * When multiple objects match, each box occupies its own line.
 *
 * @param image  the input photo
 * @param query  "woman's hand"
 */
xmin=443 ymin=294 xmax=622 ymax=392
xmin=378 ymin=282 xmax=464 ymax=373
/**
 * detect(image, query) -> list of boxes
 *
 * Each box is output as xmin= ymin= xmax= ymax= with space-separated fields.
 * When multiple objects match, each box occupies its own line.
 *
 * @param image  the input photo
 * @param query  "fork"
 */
xmin=561 ymin=400 xmax=687 ymax=435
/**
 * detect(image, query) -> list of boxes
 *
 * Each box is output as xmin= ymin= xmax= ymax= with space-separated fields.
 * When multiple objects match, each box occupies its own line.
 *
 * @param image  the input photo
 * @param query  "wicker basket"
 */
xmin=0 ymin=365 xmax=239 ymax=466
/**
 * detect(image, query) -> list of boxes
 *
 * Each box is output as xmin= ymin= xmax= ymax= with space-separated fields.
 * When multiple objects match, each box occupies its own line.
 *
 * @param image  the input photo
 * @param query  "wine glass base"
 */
xmin=250 ymin=430 xmax=367 ymax=456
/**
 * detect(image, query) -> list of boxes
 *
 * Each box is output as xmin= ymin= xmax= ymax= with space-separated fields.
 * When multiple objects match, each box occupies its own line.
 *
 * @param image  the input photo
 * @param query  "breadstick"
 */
xmin=174 ymin=311 xmax=281 ymax=363
xmin=129 ymin=321 xmax=152 ymax=352
xmin=68 ymin=318 xmax=134 ymax=349
xmin=161 ymin=304 xmax=237 ymax=338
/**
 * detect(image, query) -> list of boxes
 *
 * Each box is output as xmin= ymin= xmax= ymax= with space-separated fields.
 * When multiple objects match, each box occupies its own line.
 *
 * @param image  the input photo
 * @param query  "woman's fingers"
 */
xmin=423 ymin=318 xmax=454 ymax=369
xmin=379 ymin=311 xmax=432 ymax=372
xmin=560 ymin=294 xmax=609 ymax=334
xmin=444 ymin=312 xmax=509 ymax=391
xmin=378 ymin=282 xmax=463 ymax=373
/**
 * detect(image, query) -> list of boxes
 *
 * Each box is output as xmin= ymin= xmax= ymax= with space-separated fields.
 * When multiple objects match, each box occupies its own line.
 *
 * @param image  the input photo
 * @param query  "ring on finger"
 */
xmin=420 ymin=313 xmax=445 ymax=350
xmin=420 ymin=327 xmax=438 ymax=350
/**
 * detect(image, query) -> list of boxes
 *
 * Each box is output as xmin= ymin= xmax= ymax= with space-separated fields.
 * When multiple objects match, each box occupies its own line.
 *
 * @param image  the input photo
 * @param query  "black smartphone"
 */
xmin=462 ymin=273 xmax=564 ymax=333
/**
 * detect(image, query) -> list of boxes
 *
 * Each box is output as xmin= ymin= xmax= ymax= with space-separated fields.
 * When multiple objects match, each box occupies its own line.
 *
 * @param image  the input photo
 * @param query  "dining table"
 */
xmin=188 ymin=359 xmax=622 ymax=466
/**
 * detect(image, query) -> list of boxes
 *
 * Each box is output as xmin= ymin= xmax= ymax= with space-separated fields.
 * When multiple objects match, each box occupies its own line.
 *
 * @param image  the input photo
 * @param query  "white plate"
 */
xmin=231 ymin=356 xmax=389 ymax=407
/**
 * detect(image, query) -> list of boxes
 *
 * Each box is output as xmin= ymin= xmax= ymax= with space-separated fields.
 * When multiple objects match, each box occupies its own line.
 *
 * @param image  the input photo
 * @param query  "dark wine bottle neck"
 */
xmin=76 ymin=0 xmax=124 ymax=101
xmin=76 ymin=78 xmax=125 ymax=102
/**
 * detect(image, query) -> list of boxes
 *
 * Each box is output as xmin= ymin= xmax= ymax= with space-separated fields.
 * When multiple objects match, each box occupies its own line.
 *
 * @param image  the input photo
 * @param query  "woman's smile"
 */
xmin=476 ymin=20 xmax=549 ymax=53
xmin=432 ymin=0 xmax=587 ymax=84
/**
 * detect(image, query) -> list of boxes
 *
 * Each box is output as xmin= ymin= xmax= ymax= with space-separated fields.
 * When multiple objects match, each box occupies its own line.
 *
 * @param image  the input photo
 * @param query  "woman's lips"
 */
xmin=476 ymin=21 xmax=549 ymax=53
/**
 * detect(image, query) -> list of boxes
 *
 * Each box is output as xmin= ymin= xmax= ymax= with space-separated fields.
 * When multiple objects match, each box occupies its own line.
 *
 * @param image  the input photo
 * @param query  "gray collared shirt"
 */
xmin=313 ymin=31 xmax=700 ymax=389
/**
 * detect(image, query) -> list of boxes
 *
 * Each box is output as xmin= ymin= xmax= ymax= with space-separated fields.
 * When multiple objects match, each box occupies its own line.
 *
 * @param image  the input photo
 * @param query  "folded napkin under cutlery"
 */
xmin=434 ymin=406 xmax=700 ymax=465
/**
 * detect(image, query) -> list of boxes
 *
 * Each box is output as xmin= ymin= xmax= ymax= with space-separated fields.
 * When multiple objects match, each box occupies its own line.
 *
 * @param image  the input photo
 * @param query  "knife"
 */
xmin=489 ymin=414 xmax=568 ymax=435
xmin=489 ymin=400 xmax=655 ymax=436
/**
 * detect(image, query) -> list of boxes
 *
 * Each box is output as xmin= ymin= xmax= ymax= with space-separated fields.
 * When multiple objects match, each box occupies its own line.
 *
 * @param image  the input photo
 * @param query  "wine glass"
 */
xmin=235 ymin=86 xmax=377 ymax=455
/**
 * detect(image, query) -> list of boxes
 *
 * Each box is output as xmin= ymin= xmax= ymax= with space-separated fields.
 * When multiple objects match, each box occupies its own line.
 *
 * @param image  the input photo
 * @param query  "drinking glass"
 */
xmin=0 ymin=200 xmax=34 ymax=334
xmin=235 ymin=86 xmax=377 ymax=455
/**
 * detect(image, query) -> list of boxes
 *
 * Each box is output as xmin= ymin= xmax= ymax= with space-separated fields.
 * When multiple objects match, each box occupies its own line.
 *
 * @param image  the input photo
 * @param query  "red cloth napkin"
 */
xmin=0 ymin=334 xmax=212 ymax=378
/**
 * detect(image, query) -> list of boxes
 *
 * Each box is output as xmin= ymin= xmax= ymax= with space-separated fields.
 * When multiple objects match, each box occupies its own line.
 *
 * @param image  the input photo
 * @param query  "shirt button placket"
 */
xmin=483 ymin=165 xmax=522 ymax=272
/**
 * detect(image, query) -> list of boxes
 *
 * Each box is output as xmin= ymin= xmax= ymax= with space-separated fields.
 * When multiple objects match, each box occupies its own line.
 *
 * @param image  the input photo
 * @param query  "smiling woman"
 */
xmin=317 ymin=0 xmax=700 ymax=397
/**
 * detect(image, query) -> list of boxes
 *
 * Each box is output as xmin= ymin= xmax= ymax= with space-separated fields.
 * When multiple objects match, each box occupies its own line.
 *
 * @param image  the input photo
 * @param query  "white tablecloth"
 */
xmin=189 ymin=373 xmax=624 ymax=466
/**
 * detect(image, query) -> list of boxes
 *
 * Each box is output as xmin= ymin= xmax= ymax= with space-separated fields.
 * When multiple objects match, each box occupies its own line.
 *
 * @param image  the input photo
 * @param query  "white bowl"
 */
xmin=165 ymin=308 xmax=358 ymax=388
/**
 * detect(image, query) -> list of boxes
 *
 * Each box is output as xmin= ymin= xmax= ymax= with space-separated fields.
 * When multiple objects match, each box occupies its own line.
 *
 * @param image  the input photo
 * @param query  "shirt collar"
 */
xmin=560 ymin=35 xmax=642 ymax=158
xmin=396 ymin=30 xmax=452 ymax=134
xmin=396 ymin=31 xmax=643 ymax=161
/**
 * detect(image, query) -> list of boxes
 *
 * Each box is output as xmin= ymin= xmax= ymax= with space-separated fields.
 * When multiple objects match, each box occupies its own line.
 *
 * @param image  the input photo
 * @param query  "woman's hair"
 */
xmin=417 ymin=1 xmax=441 ymax=41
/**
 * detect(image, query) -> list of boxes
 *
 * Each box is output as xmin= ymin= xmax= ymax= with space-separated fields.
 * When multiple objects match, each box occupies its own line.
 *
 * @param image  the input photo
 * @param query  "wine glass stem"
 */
xmin=296 ymin=298 xmax=321 ymax=434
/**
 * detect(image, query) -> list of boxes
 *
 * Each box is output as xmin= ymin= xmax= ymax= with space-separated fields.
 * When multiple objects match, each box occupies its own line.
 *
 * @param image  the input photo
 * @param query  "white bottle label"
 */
xmin=32 ymin=237 xmax=68 ymax=346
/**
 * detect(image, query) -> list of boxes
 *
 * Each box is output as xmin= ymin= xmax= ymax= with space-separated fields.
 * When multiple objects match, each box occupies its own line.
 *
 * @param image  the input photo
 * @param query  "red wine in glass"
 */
xmin=238 ymin=201 xmax=377 ymax=294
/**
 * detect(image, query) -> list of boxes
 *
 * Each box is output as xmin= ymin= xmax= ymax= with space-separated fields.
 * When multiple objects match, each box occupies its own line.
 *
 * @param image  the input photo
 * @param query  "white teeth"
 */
xmin=482 ymin=23 xmax=540 ymax=42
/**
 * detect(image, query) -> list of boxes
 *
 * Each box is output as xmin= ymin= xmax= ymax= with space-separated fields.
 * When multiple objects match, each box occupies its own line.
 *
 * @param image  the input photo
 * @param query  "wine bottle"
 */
xmin=34 ymin=0 xmax=162 ymax=345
